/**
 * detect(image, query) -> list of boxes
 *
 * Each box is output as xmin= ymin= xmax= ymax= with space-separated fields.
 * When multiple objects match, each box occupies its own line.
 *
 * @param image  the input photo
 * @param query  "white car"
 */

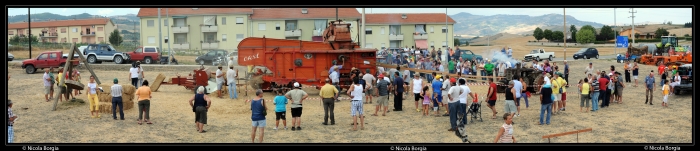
xmin=523 ymin=49 xmax=555 ymax=61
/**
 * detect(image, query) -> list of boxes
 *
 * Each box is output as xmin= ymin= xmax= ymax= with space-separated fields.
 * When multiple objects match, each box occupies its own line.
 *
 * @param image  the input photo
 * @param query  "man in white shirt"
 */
xmin=446 ymin=78 xmax=463 ymax=131
xmin=411 ymin=74 xmax=423 ymax=112
xmin=330 ymin=66 xmax=341 ymax=99
xmin=43 ymin=69 xmax=52 ymax=102
xmin=441 ymin=76 xmax=452 ymax=116
xmin=216 ymin=65 xmax=225 ymax=98
xmin=498 ymin=62 xmax=507 ymax=77
xmin=226 ymin=65 xmax=238 ymax=99
xmin=458 ymin=78 xmax=476 ymax=125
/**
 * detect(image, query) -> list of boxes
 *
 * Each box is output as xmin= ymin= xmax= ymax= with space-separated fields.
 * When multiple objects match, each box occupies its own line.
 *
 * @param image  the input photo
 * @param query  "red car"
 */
xmin=21 ymin=51 xmax=80 ymax=74
xmin=126 ymin=46 xmax=161 ymax=64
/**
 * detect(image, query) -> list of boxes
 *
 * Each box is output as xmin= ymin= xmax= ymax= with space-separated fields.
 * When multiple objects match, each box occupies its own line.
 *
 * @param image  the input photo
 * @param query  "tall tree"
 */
xmin=552 ymin=31 xmax=564 ymax=41
xmin=109 ymin=29 xmax=124 ymax=46
xmin=654 ymin=28 xmax=669 ymax=38
xmin=580 ymin=25 xmax=596 ymax=35
xmin=533 ymin=27 xmax=544 ymax=42
xmin=543 ymin=29 xmax=553 ymax=41
xmin=569 ymin=25 xmax=578 ymax=41
xmin=634 ymin=33 xmax=640 ymax=39
xmin=576 ymin=29 xmax=595 ymax=44
xmin=646 ymin=33 xmax=651 ymax=39
xmin=599 ymin=25 xmax=615 ymax=40
xmin=454 ymin=38 xmax=461 ymax=46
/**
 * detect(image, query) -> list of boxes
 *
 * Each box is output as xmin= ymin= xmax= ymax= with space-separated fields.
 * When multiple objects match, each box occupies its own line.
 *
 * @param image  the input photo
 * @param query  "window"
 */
xmin=275 ymin=23 xmax=280 ymax=30
xmin=203 ymin=33 xmax=217 ymax=42
xmin=164 ymin=36 xmax=169 ymax=43
xmin=49 ymin=53 xmax=57 ymax=59
xmin=430 ymin=41 xmax=434 ymax=47
xmin=100 ymin=46 xmax=109 ymax=51
xmin=236 ymin=17 xmax=243 ymax=24
xmin=73 ymin=28 xmax=78 ymax=32
xmin=381 ymin=43 xmax=386 ymax=48
xmin=61 ymin=28 xmax=66 ymax=33
xmin=430 ymin=26 xmax=434 ymax=33
xmin=365 ymin=28 xmax=372 ymax=35
xmin=365 ymin=43 xmax=373 ymax=48
xmin=236 ymin=34 xmax=244 ymax=41
xmin=148 ymin=36 xmax=155 ymax=44
xmin=222 ymin=34 xmax=227 ymax=41
xmin=442 ymin=26 xmax=447 ymax=33
xmin=8 ymin=31 xmax=13 ymax=35
xmin=145 ymin=48 xmax=156 ymax=52
xmin=381 ymin=27 xmax=385 ymax=35
xmin=37 ymin=54 xmax=48 ymax=60
xmin=98 ymin=37 xmax=104 ymax=42
xmin=203 ymin=16 xmax=216 ymax=26
xmin=174 ymin=18 xmax=186 ymax=27
xmin=135 ymin=48 xmax=143 ymax=53
xmin=258 ymin=23 xmax=266 ymax=31
xmin=147 ymin=20 xmax=154 ymax=27
xmin=97 ymin=27 xmax=103 ymax=31
xmin=221 ymin=17 xmax=226 ymax=25
xmin=442 ymin=41 xmax=447 ymax=47
xmin=285 ymin=20 xmax=297 ymax=31
xmin=164 ymin=19 xmax=169 ymax=26
xmin=174 ymin=33 xmax=187 ymax=44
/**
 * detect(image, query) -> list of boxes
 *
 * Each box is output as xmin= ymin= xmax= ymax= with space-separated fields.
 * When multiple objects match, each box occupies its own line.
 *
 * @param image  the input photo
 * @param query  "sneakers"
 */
xmin=296 ymin=127 xmax=302 ymax=130
xmin=516 ymin=114 xmax=521 ymax=117
xmin=291 ymin=127 xmax=296 ymax=131
xmin=416 ymin=109 xmax=421 ymax=112
xmin=285 ymin=127 xmax=288 ymax=130
xmin=273 ymin=127 xmax=278 ymax=130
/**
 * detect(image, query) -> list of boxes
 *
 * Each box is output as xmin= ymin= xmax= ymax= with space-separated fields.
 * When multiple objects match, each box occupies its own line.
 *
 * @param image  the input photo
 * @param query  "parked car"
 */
xmin=8 ymin=53 xmax=14 ymax=61
xmin=61 ymin=46 xmax=88 ymax=59
xmin=21 ymin=51 xmax=80 ymax=74
xmin=84 ymin=44 xmax=130 ymax=64
xmin=458 ymin=49 xmax=483 ymax=62
xmin=573 ymin=48 xmax=599 ymax=60
xmin=524 ymin=49 xmax=555 ymax=61
xmin=126 ymin=46 xmax=161 ymax=64
xmin=674 ymin=64 xmax=692 ymax=95
xmin=195 ymin=50 xmax=228 ymax=66
xmin=223 ymin=51 xmax=238 ymax=66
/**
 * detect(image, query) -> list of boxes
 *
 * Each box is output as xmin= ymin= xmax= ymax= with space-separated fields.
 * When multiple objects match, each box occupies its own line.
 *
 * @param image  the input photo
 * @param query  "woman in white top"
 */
xmin=494 ymin=113 xmax=515 ymax=143
xmin=670 ymin=74 xmax=681 ymax=95
xmin=347 ymin=78 xmax=365 ymax=131
xmin=412 ymin=74 xmax=423 ymax=112
xmin=85 ymin=75 xmax=100 ymax=118
xmin=129 ymin=63 xmax=140 ymax=87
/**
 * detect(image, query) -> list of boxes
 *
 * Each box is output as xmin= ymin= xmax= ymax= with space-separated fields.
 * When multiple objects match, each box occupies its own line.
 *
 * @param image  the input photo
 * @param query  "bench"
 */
xmin=541 ymin=128 xmax=592 ymax=143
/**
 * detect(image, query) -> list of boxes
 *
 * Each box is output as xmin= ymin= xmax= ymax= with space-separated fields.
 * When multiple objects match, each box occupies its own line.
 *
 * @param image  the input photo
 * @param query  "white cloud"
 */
xmin=97 ymin=9 xmax=114 ymax=16
xmin=62 ymin=8 xmax=67 ymax=12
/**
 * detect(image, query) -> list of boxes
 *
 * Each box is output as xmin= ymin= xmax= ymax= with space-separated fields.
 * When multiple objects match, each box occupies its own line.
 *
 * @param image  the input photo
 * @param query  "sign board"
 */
xmin=616 ymin=36 xmax=629 ymax=48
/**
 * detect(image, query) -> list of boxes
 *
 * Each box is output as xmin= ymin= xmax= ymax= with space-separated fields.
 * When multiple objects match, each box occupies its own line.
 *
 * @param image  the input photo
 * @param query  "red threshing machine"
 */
xmin=155 ymin=66 xmax=212 ymax=93
xmin=237 ymin=20 xmax=378 ymax=91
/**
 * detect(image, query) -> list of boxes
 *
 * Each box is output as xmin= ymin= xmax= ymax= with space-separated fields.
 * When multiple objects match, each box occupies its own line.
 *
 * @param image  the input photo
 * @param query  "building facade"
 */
xmin=7 ymin=18 xmax=116 ymax=44
xmin=249 ymin=8 xmax=360 ymax=42
xmin=363 ymin=13 xmax=455 ymax=50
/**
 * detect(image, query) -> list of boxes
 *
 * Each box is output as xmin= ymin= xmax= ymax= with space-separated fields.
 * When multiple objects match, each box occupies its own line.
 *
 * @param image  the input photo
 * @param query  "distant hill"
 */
xmin=449 ymin=13 xmax=606 ymax=36
xmin=8 ymin=13 xmax=141 ymax=41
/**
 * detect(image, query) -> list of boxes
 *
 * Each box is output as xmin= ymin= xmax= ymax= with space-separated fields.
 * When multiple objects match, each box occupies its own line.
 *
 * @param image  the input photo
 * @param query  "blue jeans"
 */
xmin=449 ymin=102 xmax=460 ymax=130
xmin=426 ymin=74 xmax=433 ymax=83
xmin=138 ymin=78 xmax=143 ymax=87
xmin=521 ymin=93 xmax=529 ymax=108
xmin=449 ymin=70 xmax=455 ymax=74
xmin=112 ymin=96 xmax=124 ymax=119
xmin=228 ymin=82 xmax=237 ymax=99
xmin=480 ymin=70 xmax=486 ymax=80
xmin=591 ymin=91 xmax=600 ymax=111
xmin=660 ymin=79 xmax=665 ymax=86
xmin=539 ymin=103 xmax=552 ymax=124
xmin=461 ymin=103 xmax=468 ymax=125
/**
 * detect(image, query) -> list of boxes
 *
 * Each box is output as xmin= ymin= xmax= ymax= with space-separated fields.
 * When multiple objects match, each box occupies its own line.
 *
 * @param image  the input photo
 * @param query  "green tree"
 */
xmin=576 ymin=29 xmax=595 ymax=44
xmin=646 ymin=33 xmax=651 ymax=39
xmin=667 ymin=21 xmax=672 ymax=25
xmin=108 ymin=29 xmax=124 ymax=46
xmin=552 ymin=31 xmax=564 ymax=41
xmin=599 ymin=25 xmax=615 ymax=40
xmin=533 ymin=27 xmax=544 ymax=42
xmin=684 ymin=34 xmax=690 ymax=37
xmin=580 ymin=25 xmax=596 ymax=35
xmin=634 ymin=33 xmax=640 ymax=39
xmin=654 ymin=28 xmax=669 ymax=38
xmin=569 ymin=25 xmax=578 ymax=41
xmin=543 ymin=29 xmax=553 ymax=41
xmin=9 ymin=35 xmax=21 ymax=45
xmin=454 ymin=38 xmax=461 ymax=46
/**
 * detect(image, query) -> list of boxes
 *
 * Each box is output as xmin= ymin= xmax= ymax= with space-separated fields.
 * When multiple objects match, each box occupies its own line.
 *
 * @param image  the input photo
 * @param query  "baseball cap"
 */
xmin=293 ymin=82 xmax=300 ymax=88
xmin=113 ymin=78 xmax=118 ymax=83
xmin=378 ymin=74 xmax=384 ymax=78
xmin=450 ymin=78 xmax=456 ymax=83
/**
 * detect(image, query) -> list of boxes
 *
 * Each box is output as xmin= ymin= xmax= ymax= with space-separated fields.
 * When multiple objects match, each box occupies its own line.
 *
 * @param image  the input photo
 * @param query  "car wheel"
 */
xmin=114 ymin=56 xmax=124 ymax=64
xmin=25 ymin=65 xmax=36 ymax=74
xmin=548 ymin=55 xmax=553 ymax=61
xmin=595 ymin=55 xmax=599 ymax=59
xmin=144 ymin=57 xmax=153 ymax=64
xmin=87 ymin=55 xmax=97 ymax=64
xmin=585 ymin=55 xmax=590 ymax=59
xmin=199 ymin=60 xmax=205 ymax=65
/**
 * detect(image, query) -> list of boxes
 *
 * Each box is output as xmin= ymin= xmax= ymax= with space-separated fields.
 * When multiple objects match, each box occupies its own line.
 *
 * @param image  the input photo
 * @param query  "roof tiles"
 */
xmin=8 ymin=18 xmax=111 ymax=29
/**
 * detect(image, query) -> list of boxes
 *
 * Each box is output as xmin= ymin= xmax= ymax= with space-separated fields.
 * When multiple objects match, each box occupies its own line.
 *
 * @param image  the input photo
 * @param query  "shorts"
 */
xmin=633 ymin=75 xmax=639 ymax=79
xmin=217 ymin=82 xmax=223 ymax=91
xmin=60 ymin=86 xmax=67 ymax=94
xmin=562 ymin=93 xmax=567 ymax=101
xmin=414 ymin=93 xmax=421 ymax=101
xmin=433 ymin=94 xmax=443 ymax=103
xmin=195 ymin=106 xmax=207 ymax=124
xmin=504 ymin=100 xmax=517 ymax=113
xmin=515 ymin=97 xmax=522 ymax=106
xmin=291 ymin=107 xmax=303 ymax=117
xmin=351 ymin=100 xmax=364 ymax=116
xmin=376 ymin=95 xmax=389 ymax=106
xmin=663 ymin=95 xmax=668 ymax=103
xmin=487 ymin=100 xmax=496 ymax=107
xmin=616 ymin=87 xmax=623 ymax=96
xmin=275 ymin=112 xmax=286 ymax=120
xmin=365 ymin=88 xmax=374 ymax=96
xmin=44 ymin=86 xmax=51 ymax=95
xmin=252 ymin=120 xmax=266 ymax=127
xmin=552 ymin=94 xmax=559 ymax=101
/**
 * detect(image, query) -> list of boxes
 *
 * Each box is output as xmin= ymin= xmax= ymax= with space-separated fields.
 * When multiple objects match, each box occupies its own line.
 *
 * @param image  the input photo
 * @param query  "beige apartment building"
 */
xmin=7 ymin=18 xmax=116 ymax=44
xmin=363 ymin=13 xmax=455 ymax=50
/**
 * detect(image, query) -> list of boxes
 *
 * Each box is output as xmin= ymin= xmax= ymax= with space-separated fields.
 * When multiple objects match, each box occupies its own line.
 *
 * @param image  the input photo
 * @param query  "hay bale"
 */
xmin=151 ymin=73 xmax=166 ymax=92
xmin=97 ymin=99 xmax=135 ymax=114
xmin=98 ymin=92 xmax=112 ymax=103
xmin=123 ymin=93 xmax=135 ymax=102
xmin=122 ymin=85 xmax=136 ymax=94
xmin=99 ymin=84 xmax=112 ymax=93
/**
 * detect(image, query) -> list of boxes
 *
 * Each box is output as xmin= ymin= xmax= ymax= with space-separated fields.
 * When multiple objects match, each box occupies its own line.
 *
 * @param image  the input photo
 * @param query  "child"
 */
xmin=272 ymin=89 xmax=288 ymax=130
xmin=662 ymin=80 xmax=670 ymax=107
xmin=421 ymin=86 xmax=431 ymax=116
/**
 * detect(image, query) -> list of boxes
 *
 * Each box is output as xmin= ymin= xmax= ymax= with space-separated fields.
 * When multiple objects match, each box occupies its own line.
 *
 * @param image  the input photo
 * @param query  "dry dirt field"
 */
xmin=6 ymin=58 xmax=692 ymax=143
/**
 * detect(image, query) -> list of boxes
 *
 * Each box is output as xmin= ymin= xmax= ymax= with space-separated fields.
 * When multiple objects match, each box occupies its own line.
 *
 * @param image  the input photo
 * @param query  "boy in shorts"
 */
xmin=273 ymin=89 xmax=288 ymax=130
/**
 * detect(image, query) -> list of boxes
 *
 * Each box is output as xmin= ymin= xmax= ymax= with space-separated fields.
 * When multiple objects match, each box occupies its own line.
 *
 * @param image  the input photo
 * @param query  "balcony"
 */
xmin=172 ymin=43 xmax=190 ymax=49
xmin=81 ymin=31 xmax=96 ymax=36
xmin=201 ymin=25 xmax=218 ymax=32
xmin=201 ymin=42 xmax=219 ymax=49
xmin=413 ymin=34 xmax=428 ymax=40
xmin=172 ymin=25 xmax=189 ymax=33
xmin=389 ymin=34 xmax=404 ymax=41
xmin=285 ymin=29 xmax=302 ymax=37
xmin=40 ymin=33 xmax=58 ymax=38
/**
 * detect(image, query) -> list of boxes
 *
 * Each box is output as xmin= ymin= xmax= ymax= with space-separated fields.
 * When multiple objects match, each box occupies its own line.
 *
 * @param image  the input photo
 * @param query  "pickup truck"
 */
xmin=524 ymin=49 xmax=555 ymax=61
xmin=22 ymin=51 xmax=80 ymax=74
xmin=458 ymin=49 xmax=483 ymax=62
xmin=83 ymin=44 xmax=130 ymax=64
xmin=125 ymin=46 xmax=160 ymax=64
xmin=674 ymin=64 xmax=692 ymax=95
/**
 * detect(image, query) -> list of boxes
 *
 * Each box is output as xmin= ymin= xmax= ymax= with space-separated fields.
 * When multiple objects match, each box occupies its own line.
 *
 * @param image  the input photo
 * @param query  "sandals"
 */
xmin=147 ymin=121 xmax=153 ymax=124
xmin=371 ymin=114 xmax=378 ymax=116
xmin=138 ymin=121 xmax=143 ymax=125
xmin=199 ymin=130 xmax=207 ymax=133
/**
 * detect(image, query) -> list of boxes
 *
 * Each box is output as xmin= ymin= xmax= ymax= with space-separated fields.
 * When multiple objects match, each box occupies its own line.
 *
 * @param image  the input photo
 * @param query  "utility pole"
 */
xmin=361 ymin=8 xmax=365 ymax=48
xmin=564 ymin=8 xmax=567 ymax=59
xmin=167 ymin=8 xmax=172 ymax=65
xmin=629 ymin=8 xmax=636 ymax=44
xmin=614 ymin=8 xmax=617 ymax=54
xmin=445 ymin=8 xmax=448 ymax=61
xmin=28 ymin=8 xmax=31 ymax=59
xmin=158 ymin=8 xmax=163 ymax=61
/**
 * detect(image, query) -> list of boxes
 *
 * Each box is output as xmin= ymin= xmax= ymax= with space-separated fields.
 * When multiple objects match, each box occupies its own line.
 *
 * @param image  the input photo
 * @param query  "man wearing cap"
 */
xmin=645 ymin=71 xmax=655 ymax=105
xmin=402 ymin=65 xmax=411 ymax=99
xmin=363 ymin=69 xmax=376 ymax=104
xmin=374 ymin=73 xmax=390 ymax=116
xmin=484 ymin=59 xmax=494 ymax=80
xmin=330 ymin=65 xmax=341 ymax=98
xmin=111 ymin=78 xmax=125 ymax=120
xmin=393 ymin=71 xmax=405 ymax=111
xmin=441 ymin=75 xmax=454 ymax=116
xmin=319 ymin=78 xmax=338 ymax=125
xmin=446 ymin=73 xmax=463 ymax=131
xmin=585 ymin=63 xmax=595 ymax=77
xmin=215 ymin=65 xmax=225 ymax=98
xmin=7 ymin=100 xmax=17 ymax=143
xmin=226 ymin=65 xmax=238 ymax=99
xmin=285 ymin=82 xmax=308 ymax=131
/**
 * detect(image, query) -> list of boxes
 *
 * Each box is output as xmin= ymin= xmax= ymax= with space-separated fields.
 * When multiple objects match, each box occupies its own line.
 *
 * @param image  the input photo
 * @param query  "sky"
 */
xmin=7 ymin=8 xmax=692 ymax=25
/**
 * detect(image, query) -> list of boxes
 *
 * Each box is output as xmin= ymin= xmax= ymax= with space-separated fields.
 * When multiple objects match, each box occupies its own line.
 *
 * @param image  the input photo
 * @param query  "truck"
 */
xmin=524 ymin=49 xmax=555 ymax=61
xmin=21 ymin=51 xmax=80 ymax=74
xmin=673 ymin=64 xmax=692 ymax=95
xmin=125 ymin=46 xmax=161 ymax=64
xmin=61 ymin=46 xmax=88 ymax=59
xmin=83 ymin=44 xmax=130 ymax=64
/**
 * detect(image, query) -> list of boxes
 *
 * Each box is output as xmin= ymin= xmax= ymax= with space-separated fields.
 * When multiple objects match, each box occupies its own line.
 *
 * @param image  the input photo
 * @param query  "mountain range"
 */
xmin=8 ymin=12 xmax=607 ymax=38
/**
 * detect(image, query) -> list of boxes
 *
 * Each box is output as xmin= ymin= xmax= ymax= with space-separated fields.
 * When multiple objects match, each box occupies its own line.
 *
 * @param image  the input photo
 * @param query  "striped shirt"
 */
xmin=8 ymin=108 xmax=15 ymax=126
xmin=499 ymin=123 xmax=514 ymax=143
xmin=111 ymin=84 xmax=123 ymax=97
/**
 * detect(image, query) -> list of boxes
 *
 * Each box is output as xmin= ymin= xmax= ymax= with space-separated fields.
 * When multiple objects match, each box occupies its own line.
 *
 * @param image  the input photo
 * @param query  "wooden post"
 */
xmin=53 ymin=43 xmax=100 ymax=111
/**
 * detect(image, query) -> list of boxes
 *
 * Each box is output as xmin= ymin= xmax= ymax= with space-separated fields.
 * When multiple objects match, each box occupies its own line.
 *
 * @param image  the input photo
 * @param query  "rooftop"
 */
xmin=8 ymin=18 xmax=113 ymax=29
xmin=137 ymin=8 xmax=254 ymax=17
xmin=250 ymin=8 xmax=360 ymax=20
xmin=365 ymin=13 xmax=456 ymax=24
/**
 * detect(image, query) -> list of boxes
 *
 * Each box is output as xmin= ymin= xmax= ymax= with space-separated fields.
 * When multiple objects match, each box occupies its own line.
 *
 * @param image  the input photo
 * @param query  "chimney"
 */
xmin=401 ymin=14 xmax=407 ymax=19
xmin=301 ymin=8 xmax=308 ymax=14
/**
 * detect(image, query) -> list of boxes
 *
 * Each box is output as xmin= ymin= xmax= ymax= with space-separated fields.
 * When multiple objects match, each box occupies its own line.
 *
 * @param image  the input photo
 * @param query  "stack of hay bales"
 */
xmin=96 ymin=84 xmax=136 ymax=113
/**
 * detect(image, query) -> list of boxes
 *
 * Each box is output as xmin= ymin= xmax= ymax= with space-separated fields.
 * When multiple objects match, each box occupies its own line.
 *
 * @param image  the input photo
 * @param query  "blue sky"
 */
xmin=7 ymin=8 xmax=692 ymax=25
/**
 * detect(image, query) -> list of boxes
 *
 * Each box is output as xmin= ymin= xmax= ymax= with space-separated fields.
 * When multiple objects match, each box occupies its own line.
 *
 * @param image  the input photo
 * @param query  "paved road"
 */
xmin=551 ymin=55 xmax=617 ymax=62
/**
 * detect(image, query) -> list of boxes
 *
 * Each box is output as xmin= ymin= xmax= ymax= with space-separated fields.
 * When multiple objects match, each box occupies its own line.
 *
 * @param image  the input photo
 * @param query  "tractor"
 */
xmin=635 ymin=36 xmax=691 ymax=66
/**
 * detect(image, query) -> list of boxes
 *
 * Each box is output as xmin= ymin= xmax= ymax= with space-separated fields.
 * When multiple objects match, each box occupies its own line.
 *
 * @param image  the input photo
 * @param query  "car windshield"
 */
xmin=109 ymin=45 xmax=116 ymax=51
xmin=677 ymin=66 xmax=691 ymax=75
xmin=531 ymin=50 xmax=539 ymax=54
xmin=577 ymin=48 xmax=588 ymax=53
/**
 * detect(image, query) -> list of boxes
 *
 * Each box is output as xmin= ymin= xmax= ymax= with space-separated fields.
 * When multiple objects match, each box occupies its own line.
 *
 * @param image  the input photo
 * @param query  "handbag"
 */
xmin=261 ymin=99 xmax=268 ymax=116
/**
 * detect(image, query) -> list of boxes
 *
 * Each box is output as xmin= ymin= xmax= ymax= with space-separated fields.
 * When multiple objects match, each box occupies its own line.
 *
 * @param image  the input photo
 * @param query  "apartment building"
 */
xmin=363 ymin=13 xmax=455 ymax=50
xmin=249 ymin=8 xmax=360 ymax=42
xmin=7 ymin=18 xmax=116 ymax=44
xmin=137 ymin=8 xmax=254 ymax=50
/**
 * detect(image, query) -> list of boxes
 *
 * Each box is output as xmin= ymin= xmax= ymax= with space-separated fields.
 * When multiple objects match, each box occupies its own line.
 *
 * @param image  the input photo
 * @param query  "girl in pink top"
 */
xmin=421 ymin=86 xmax=431 ymax=116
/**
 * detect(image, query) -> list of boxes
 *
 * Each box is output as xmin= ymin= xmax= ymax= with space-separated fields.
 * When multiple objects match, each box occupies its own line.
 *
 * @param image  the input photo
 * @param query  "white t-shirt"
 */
xmin=447 ymin=86 xmax=463 ymax=103
xmin=412 ymin=78 xmax=423 ymax=93
xmin=459 ymin=85 xmax=471 ymax=104
xmin=403 ymin=70 xmax=410 ymax=80
xmin=216 ymin=69 xmax=224 ymax=84
xmin=507 ymin=48 xmax=513 ymax=56
xmin=330 ymin=71 xmax=339 ymax=83
xmin=382 ymin=77 xmax=390 ymax=83
xmin=442 ymin=81 xmax=451 ymax=96
xmin=129 ymin=67 xmax=139 ymax=78
xmin=544 ymin=76 xmax=551 ymax=85
xmin=226 ymin=68 xmax=237 ymax=84
xmin=88 ymin=82 xmax=97 ymax=94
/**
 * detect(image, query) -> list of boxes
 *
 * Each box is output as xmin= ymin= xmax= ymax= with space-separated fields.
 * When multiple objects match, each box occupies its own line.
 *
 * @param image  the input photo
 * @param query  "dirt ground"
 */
xmin=6 ymin=58 xmax=692 ymax=143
